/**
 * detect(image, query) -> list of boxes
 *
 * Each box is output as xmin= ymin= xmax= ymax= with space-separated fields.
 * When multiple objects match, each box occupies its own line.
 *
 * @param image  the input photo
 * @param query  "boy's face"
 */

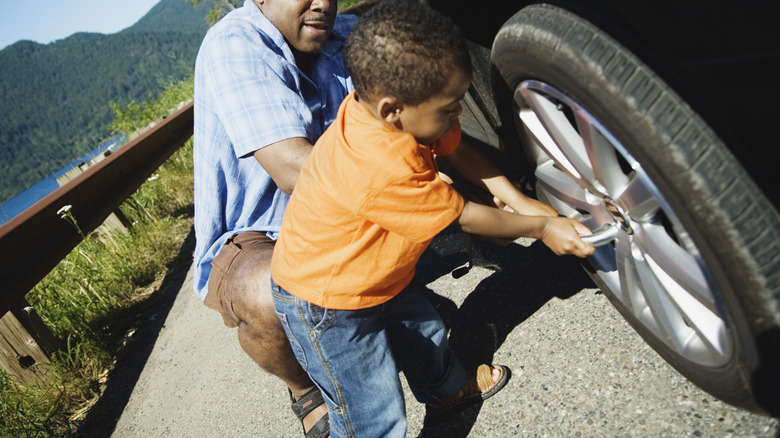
xmin=398 ymin=69 xmax=471 ymax=145
xmin=255 ymin=0 xmax=336 ymax=55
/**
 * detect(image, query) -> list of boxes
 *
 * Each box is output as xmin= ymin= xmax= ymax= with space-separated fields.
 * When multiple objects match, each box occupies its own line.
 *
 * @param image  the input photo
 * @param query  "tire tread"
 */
xmin=506 ymin=4 xmax=780 ymax=327
xmin=492 ymin=3 xmax=780 ymax=414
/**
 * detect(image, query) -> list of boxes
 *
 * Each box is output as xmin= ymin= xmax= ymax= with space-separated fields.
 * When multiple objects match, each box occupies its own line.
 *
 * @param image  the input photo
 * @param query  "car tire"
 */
xmin=491 ymin=4 xmax=780 ymax=416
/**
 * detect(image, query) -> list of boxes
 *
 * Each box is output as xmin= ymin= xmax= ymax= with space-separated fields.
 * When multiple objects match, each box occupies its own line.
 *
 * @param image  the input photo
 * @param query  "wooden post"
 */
xmin=0 ymin=296 xmax=60 ymax=383
xmin=0 ymin=101 xmax=194 ymax=382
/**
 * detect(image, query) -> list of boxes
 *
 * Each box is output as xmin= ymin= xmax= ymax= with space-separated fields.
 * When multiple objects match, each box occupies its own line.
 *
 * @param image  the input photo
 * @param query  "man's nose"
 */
xmin=310 ymin=0 xmax=332 ymax=12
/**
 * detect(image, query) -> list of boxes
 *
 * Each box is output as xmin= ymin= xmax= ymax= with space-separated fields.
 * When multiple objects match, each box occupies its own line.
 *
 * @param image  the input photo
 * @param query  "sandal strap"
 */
xmin=425 ymin=364 xmax=512 ymax=422
xmin=304 ymin=413 xmax=330 ymax=438
xmin=289 ymin=387 xmax=325 ymax=420
xmin=471 ymin=364 xmax=497 ymax=396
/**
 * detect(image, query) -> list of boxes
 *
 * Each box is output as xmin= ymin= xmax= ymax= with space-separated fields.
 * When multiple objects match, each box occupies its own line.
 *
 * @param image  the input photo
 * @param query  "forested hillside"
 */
xmin=0 ymin=0 xmax=210 ymax=203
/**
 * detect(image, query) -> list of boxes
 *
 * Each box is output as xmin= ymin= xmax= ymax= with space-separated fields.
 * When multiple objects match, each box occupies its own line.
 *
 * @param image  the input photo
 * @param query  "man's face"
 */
xmin=255 ymin=0 xmax=337 ymax=55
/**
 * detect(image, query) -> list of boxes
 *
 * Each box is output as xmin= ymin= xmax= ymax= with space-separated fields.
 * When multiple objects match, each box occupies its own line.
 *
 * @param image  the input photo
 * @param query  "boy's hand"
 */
xmin=539 ymin=217 xmax=595 ymax=258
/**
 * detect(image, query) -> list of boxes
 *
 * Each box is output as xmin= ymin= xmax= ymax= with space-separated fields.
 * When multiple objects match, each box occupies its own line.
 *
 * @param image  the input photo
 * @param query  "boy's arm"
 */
xmin=442 ymin=137 xmax=557 ymax=217
xmin=457 ymin=201 xmax=595 ymax=258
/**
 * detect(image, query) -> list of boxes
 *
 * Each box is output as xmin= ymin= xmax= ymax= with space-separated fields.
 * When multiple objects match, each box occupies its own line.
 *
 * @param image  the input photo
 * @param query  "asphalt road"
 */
xmin=76 ymin=227 xmax=779 ymax=437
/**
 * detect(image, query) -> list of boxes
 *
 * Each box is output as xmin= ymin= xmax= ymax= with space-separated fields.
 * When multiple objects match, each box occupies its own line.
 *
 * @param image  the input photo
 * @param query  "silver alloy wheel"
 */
xmin=514 ymin=79 xmax=733 ymax=367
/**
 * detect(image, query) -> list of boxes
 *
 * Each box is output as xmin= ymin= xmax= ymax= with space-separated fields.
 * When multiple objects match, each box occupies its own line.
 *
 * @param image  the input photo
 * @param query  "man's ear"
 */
xmin=377 ymin=97 xmax=403 ymax=124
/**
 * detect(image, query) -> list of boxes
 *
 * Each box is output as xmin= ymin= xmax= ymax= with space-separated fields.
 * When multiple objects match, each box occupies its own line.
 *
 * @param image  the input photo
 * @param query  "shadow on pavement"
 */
xmin=76 ymin=228 xmax=196 ymax=437
xmin=415 ymin=227 xmax=596 ymax=437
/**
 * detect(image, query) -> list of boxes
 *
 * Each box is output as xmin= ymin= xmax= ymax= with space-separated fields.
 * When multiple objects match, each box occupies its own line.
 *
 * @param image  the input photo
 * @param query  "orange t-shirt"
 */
xmin=270 ymin=91 xmax=465 ymax=310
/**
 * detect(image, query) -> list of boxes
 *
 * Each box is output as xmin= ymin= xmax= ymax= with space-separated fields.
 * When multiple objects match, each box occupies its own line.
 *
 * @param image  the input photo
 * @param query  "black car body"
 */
xmin=428 ymin=0 xmax=780 ymax=416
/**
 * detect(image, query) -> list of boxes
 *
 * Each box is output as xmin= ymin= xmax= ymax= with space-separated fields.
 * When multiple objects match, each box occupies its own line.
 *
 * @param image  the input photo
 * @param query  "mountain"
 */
xmin=0 ymin=0 xmax=210 ymax=204
xmin=127 ymin=0 xmax=213 ymax=33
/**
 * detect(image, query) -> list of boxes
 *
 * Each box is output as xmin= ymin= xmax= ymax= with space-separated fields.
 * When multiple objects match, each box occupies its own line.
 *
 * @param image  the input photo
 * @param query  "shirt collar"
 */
xmin=243 ymin=0 xmax=353 ymax=63
xmin=244 ymin=0 xmax=292 ymax=63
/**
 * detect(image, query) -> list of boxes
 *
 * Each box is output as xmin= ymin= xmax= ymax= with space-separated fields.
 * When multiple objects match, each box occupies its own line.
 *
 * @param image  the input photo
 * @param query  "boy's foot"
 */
xmin=425 ymin=364 xmax=511 ymax=422
xmin=289 ymin=387 xmax=330 ymax=438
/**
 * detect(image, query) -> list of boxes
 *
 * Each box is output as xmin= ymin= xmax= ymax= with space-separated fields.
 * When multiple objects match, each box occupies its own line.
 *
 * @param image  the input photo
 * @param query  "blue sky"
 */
xmin=0 ymin=0 xmax=162 ymax=50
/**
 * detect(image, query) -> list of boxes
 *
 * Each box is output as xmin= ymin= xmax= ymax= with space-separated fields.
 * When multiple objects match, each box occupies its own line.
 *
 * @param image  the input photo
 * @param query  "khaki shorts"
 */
xmin=204 ymin=231 xmax=275 ymax=328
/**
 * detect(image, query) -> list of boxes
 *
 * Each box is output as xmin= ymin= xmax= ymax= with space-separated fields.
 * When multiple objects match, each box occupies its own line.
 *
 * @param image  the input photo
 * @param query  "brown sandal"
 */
xmin=425 ymin=364 xmax=511 ymax=422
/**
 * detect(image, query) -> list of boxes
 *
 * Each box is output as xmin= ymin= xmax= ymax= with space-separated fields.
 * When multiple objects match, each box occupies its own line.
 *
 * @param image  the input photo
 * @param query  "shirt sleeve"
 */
xmin=200 ymin=29 xmax=312 ymax=159
xmin=356 ymin=163 xmax=464 ymax=244
xmin=431 ymin=120 xmax=462 ymax=156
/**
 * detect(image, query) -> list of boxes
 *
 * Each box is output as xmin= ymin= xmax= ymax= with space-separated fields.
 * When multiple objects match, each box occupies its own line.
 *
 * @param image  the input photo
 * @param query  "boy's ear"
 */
xmin=377 ymin=97 xmax=403 ymax=124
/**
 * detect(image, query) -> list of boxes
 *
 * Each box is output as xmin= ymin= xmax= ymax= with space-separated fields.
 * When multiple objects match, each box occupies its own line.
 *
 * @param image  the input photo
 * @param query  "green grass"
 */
xmin=0 ymin=78 xmax=195 ymax=437
xmin=0 ymin=4 xmax=379 ymax=432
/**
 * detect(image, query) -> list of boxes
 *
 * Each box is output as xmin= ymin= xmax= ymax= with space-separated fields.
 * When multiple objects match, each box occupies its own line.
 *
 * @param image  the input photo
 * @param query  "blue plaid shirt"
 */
xmin=193 ymin=0 xmax=356 ymax=300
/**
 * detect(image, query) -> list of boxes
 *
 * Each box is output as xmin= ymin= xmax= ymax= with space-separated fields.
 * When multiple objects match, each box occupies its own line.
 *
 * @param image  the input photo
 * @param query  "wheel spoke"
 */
xmin=621 ymin=230 xmax=726 ymax=360
xmin=515 ymin=80 xmax=731 ymax=367
xmin=517 ymin=88 xmax=601 ymax=194
xmin=574 ymin=112 xmax=630 ymax=195
xmin=614 ymin=229 xmax=638 ymax=305
xmin=643 ymin=253 xmax=728 ymax=357
xmin=535 ymin=161 xmax=593 ymax=212
xmin=615 ymin=175 xmax=659 ymax=220
xmin=634 ymin=222 xmax=716 ymax=313
xmin=628 ymin=238 xmax=689 ymax=350
xmin=517 ymin=106 xmax=581 ymax=179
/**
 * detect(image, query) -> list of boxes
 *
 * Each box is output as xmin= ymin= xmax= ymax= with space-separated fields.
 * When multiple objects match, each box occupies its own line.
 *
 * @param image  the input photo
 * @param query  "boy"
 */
xmin=270 ymin=1 xmax=595 ymax=436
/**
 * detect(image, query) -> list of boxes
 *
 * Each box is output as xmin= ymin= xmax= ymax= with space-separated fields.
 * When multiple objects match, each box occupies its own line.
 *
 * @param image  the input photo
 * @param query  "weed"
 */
xmin=0 ymin=77 xmax=195 ymax=437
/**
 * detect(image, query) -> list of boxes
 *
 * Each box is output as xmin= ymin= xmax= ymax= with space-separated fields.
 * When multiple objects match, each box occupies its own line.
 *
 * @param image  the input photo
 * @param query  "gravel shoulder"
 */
xmin=94 ymin=228 xmax=780 ymax=437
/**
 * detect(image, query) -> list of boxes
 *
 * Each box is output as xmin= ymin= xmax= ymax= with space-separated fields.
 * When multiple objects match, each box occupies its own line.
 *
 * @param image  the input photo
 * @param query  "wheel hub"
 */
xmin=604 ymin=197 xmax=633 ymax=234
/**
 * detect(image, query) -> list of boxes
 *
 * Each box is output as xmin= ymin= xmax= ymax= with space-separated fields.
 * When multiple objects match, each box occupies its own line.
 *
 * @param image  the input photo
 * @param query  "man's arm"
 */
xmin=443 ymin=137 xmax=558 ymax=217
xmin=253 ymin=137 xmax=313 ymax=194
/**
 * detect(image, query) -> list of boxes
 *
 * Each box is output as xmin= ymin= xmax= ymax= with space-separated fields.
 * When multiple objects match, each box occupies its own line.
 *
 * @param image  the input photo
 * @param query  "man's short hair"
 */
xmin=343 ymin=0 xmax=471 ymax=106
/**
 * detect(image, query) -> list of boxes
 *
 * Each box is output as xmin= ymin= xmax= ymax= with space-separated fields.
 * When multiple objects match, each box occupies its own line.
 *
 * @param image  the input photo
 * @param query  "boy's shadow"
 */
xmin=412 ymin=226 xmax=596 ymax=437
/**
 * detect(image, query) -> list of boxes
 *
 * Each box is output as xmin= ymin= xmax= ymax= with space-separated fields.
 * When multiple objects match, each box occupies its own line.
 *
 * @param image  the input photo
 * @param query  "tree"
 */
xmin=186 ymin=0 xmax=240 ymax=25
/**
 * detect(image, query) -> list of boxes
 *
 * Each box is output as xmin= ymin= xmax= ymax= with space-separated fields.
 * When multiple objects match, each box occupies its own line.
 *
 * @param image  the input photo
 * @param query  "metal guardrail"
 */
xmin=0 ymin=1 xmax=378 ymax=316
xmin=0 ymin=0 xmax=376 ymax=380
xmin=0 ymin=101 xmax=194 ymax=319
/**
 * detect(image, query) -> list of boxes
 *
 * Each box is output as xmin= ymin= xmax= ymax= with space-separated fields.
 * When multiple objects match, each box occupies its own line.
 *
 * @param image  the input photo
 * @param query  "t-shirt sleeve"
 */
xmin=356 ymin=169 xmax=464 ymax=244
xmin=431 ymin=120 xmax=462 ymax=156
xmin=200 ymin=31 xmax=312 ymax=158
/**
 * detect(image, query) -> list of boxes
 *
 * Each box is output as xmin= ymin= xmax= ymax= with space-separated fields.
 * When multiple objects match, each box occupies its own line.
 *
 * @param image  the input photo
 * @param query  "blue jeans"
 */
xmin=271 ymin=279 xmax=467 ymax=438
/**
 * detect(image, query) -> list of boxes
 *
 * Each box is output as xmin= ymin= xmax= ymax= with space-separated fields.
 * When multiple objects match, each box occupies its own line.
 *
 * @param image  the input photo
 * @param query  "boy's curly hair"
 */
xmin=343 ymin=0 xmax=471 ymax=106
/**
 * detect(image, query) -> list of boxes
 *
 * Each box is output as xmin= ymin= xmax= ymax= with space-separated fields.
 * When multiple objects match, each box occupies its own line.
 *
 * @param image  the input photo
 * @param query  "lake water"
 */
xmin=0 ymin=135 xmax=125 ymax=225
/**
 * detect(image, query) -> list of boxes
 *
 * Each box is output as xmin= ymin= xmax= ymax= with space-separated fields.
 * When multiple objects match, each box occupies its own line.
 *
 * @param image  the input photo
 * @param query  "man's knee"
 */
xmin=230 ymin=257 xmax=277 ymax=326
xmin=204 ymin=231 xmax=276 ymax=328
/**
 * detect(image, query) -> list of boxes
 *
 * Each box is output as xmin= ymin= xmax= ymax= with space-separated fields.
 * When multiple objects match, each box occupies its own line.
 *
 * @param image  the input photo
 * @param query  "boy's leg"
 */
xmin=271 ymin=281 xmax=407 ymax=438
xmin=385 ymin=283 xmax=512 ymax=422
xmin=383 ymin=282 xmax=469 ymax=404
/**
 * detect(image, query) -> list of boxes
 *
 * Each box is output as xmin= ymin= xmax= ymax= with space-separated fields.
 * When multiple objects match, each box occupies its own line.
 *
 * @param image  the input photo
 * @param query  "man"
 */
xmin=192 ymin=0 xmax=355 ymax=436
